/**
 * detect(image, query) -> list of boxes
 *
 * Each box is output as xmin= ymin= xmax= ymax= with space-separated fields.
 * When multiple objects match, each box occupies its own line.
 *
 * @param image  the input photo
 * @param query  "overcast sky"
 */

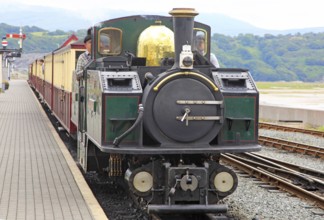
xmin=3 ymin=0 xmax=324 ymax=30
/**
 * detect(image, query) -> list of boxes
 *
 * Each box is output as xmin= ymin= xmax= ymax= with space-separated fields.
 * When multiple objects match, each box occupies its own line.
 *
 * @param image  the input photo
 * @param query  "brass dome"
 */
xmin=137 ymin=21 xmax=174 ymax=66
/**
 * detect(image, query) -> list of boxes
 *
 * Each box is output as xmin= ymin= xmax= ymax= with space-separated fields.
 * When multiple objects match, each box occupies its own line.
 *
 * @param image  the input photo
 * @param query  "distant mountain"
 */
xmin=198 ymin=13 xmax=324 ymax=36
xmin=197 ymin=13 xmax=266 ymax=36
xmin=0 ymin=5 xmax=92 ymax=31
xmin=0 ymin=23 xmax=45 ymax=34
xmin=267 ymin=27 xmax=324 ymax=35
xmin=0 ymin=23 xmax=81 ymax=54
xmin=1 ymin=5 xmax=323 ymax=36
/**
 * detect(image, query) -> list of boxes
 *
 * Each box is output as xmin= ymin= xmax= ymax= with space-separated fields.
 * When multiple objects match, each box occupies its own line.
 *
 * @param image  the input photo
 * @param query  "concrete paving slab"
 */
xmin=0 ymin=80 xmax=107 ymax=220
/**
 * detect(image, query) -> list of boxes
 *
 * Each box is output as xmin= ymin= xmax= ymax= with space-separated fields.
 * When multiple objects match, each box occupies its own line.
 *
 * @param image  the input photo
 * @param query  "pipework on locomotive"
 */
xmin=29 ymin=8 xmax=260 ymax=214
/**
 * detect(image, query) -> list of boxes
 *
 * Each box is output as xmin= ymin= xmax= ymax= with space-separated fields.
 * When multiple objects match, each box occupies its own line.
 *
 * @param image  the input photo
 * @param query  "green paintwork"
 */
xmin=220 ymin=96 xmax=256 ymax=141
xmin=95 ymin=16 xmax=172 ymax=58
xmin=104 ymin=96 xmax=139 ymax=143
xmin=94 ymin=16 xmax=210 ymax=59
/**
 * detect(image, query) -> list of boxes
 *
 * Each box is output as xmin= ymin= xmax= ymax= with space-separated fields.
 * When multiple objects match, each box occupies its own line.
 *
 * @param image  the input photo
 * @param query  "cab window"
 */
xmin=193 ymin=29 xmax=208 ymax=56
xmin=98 ymin=28 xmax=122 ymax=55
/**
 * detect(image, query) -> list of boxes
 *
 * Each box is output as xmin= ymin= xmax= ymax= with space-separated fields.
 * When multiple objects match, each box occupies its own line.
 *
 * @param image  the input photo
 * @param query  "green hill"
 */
xmin=212 ymin=33 xmax=324 ymax=82
xmin=0 ymin=23 xmax=86 ymax=53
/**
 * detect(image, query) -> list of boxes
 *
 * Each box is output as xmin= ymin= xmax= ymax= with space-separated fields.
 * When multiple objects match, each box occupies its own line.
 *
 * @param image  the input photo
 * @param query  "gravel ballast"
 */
xmin=223 ymin=129 xmax=324 ymax=220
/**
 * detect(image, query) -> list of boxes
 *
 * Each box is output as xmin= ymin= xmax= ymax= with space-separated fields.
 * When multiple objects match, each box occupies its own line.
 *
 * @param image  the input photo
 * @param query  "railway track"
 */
xmin=230 ymin=153 xmax=324 ymax=190
xmin=259 ymin=135 xmax=324 ymax=159
xmin=150 ymin=213 xmax=232 ymax=220
xmin=150 ymin=213 xmax=230 ymax=220
xmin=251 ymin=152 xmax=324 ymax=179
xmin=259 ymin=122 xmax=324 ymax=138
xmin=221 ymin=153 xmax=324 ymax=210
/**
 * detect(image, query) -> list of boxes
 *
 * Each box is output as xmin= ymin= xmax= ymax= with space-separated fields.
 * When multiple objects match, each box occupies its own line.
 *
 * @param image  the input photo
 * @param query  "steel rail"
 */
xmin=251 ymin=152 xmax=324 ymax=179
xmin=259 ymin=135 xmax=324 ymax=159
xmin=259 ymin=122 xmax=324 ymax=138
xmin=221 ymin=153 xmax=324 ymax=210
xmin=231 ymin=153 xmax=324 ymax=191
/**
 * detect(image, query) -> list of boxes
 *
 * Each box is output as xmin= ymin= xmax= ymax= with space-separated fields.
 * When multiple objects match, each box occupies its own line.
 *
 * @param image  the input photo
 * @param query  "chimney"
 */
xmin=169 ymin=8 xmax=198 ymax=69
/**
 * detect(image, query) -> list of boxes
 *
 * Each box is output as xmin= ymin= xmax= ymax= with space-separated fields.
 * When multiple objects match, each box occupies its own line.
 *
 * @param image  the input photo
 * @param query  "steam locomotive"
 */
xmin=30 ymin=8 xmax=260 ymax=214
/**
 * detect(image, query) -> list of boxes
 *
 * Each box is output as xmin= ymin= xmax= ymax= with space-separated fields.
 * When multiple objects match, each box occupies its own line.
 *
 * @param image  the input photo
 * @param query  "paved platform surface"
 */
xmin=0 ymin=80 xmax=107 ymax=220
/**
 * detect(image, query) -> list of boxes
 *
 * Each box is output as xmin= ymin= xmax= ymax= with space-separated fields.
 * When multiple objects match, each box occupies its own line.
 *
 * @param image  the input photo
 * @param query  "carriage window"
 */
xmin=98 ymin=28 xmax=122 ymax=55
xmin=193 ymin=29 xmax=207 ymax=56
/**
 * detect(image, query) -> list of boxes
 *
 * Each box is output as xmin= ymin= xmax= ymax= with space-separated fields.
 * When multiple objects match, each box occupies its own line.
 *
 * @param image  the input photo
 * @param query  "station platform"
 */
xmin=0 ymin=80 xmax=107 ymax=220
xmin=259 ymin=89 xmax=324 ymax=127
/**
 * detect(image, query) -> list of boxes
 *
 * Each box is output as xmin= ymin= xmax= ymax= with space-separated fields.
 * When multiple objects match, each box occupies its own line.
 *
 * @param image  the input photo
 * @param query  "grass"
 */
xmin=31 ymin=32 xmax=46 ymax=36
xmin=256 ymin=81 xmax=324 ymax=90
xmin=317 ymin=126 xmax=324 ymax=132
xmin=31 ymin=32 xmax=68 ymax=38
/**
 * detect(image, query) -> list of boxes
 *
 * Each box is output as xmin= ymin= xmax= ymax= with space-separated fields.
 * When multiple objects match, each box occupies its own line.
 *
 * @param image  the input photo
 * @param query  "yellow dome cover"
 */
xmin=137 ymin=21 xmax=174 ymax=66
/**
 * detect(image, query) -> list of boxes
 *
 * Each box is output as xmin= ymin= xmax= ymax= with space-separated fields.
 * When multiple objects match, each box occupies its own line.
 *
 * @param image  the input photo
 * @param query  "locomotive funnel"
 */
xmin=169 ymin=8 xmax=198 ymax=69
